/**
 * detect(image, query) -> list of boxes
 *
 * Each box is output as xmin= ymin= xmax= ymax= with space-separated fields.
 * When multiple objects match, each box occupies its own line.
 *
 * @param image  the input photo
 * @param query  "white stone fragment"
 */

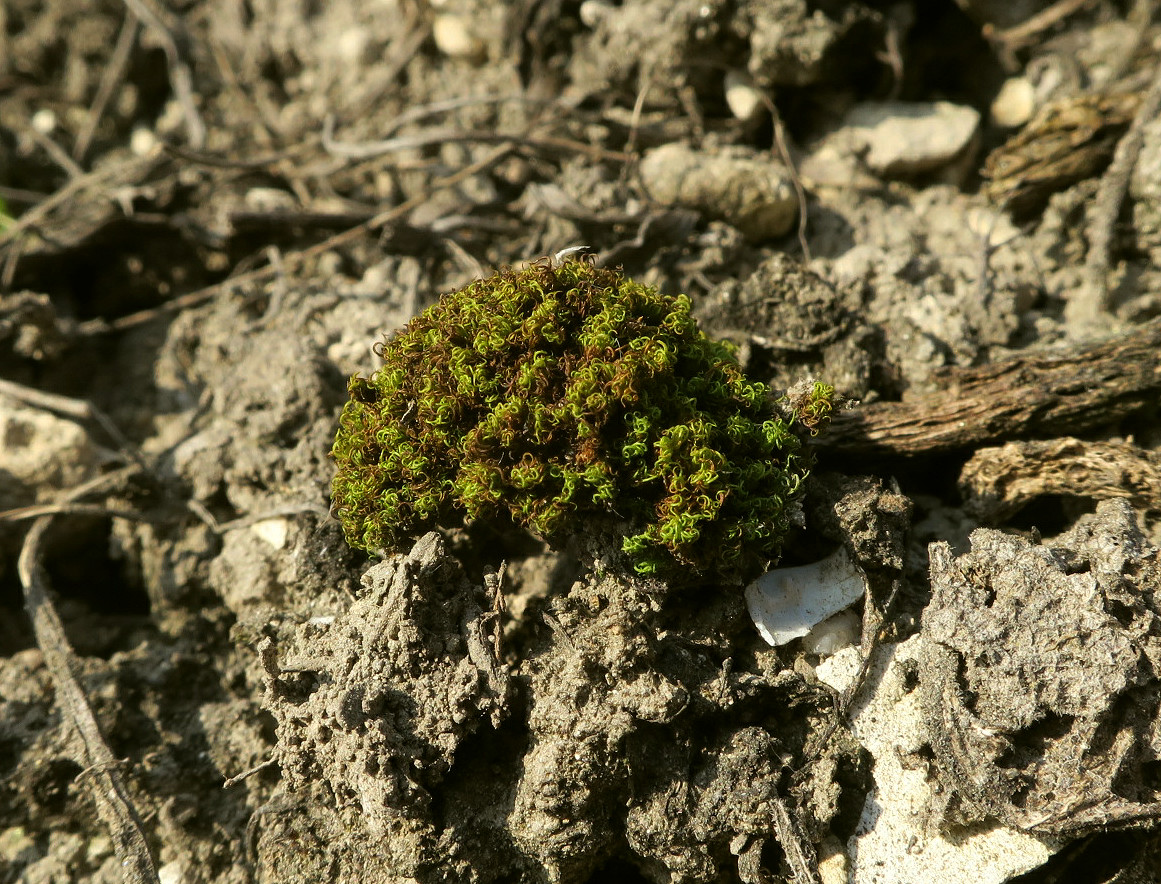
xmin=724 ymin=69 xmax=766 ymax=123
xmin=800 ymin=607 xmax=861 ymax=656
xmin=130 ymin=126 xmax=158 ymax=157
xmin=579 ymin=0 xmax=613 ymax=27
xmin=745 ymin=547 xmax=866 ymax=647
xmin=250 ymin=517 xmax=290 ymax=550
xmin=815 ymin=638 xmax=1058 ymax=884
xmin=841 ymin=100 xmax=981 ymax=177
xmin=31 ymin=109 xmax=56 ymax=135
xmin=432 ymin=14 xmax=485 ymax=62
xmin=991 ymin=76 xmax=1036 ymax=128
xmin=639 ymin=144 xmax=796 ymax=242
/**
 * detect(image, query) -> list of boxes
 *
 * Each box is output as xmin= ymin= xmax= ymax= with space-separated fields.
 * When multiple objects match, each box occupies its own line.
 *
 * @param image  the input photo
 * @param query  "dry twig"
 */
xmin=321 ymin=116 xmax=630 ymax=164
xmin=765 ymin=94 xmax=811 ymax=262
xmin=1081 ymin=56 xmax=1161 ymax=314
xmin=822 ymin=318 xmax=1161 ymax=458
xmin=17 ymin=466 xmax=160 ymax=884
xmin=0 ymin=154 xmax=158 ymax=252
xmin=75 ymin=12 xmax=140 ymax=163
xmin=77 ymin=142 xmax=520 ymax=335
xmin=0 ymin=502 xmax=153 ymax=523
xmin=0 ymin=377 xmax=144 ymax=466
xmin=119 ymin=0 xmax=205 ymax=148
xmin=27 ymin=128 xmax=86 ymax=180
xmin=983 ymin=0 xmax=1099 ymax=65
xmin=959 ymin=437 xmax=1161 ymax=521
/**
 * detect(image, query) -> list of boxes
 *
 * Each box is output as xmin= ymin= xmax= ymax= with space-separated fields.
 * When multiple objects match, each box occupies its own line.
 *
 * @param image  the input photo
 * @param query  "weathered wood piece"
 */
xmin=821 ymin=319 xmax=1161 ymax=458
xmin=959 ymin=437 xmax=1161 ymax=522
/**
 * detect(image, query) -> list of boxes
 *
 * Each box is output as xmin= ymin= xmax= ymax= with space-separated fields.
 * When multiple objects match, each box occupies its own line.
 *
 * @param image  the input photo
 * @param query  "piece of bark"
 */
xmin=960 ymin=437 xmax=1161 ymax=522
xmin=820 ymin=318 xmax=1161 ymax=458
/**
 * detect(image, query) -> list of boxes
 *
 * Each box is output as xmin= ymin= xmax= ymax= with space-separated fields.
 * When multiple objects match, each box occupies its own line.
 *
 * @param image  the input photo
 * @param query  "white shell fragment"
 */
xmin=745 ymin=547 xmax=866 ymax=647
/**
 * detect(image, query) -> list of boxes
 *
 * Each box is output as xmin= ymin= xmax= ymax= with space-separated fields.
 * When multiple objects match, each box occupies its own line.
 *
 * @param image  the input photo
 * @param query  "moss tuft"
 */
xmin=331 ymin=258 xmax=831 ymax=580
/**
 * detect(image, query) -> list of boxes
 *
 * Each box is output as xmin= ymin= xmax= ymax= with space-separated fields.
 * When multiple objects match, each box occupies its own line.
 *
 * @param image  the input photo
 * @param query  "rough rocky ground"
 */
xmin=2 ymin=1 xmax=1161 ymax=882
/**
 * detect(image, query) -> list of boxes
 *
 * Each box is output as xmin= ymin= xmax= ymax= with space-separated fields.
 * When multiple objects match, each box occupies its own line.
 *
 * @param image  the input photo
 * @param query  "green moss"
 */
xmin=331 ymin=258 xmax=832 ymax=580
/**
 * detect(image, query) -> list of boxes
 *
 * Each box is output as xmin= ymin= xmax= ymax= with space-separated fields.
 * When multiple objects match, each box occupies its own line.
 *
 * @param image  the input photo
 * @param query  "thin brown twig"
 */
xmin=378 ymin=93 xmax=551 ymax=138
xmin=1084 ymin=55 xmax=1161 ymax=312
xmin=0 ymin=377 xmax=145 ymax=467
xmin=161 ymin=142 xmax=302 ymax=170
xmin=185 ymin=500 xmax=330 ymax=534
xmin=75 ymin=12 xmax=139 ymax=163
xmin=17 ymin=466 xmax=160 ymax=884
xmin=321 ymin=117 xmax=631 ymax=164
xmin=221 ymin=759 xmax=278 ymax=789
xmin=77 ymin=142 xmax=520 ymax=335
xmin=0 ymin=185 xmax=51 ymax=205
xmin=0 ymin=502 xmax=154 ymax=523
xmin=876 ymin=13 xmax=905 ymax=101
xmin=983 ymin=0 xmax=1099 ymax=51
xmin=0 ymin=154 xmax=157 ymax=251
xmin=0 ymin=235 xmax=24 ymax=290
xmin=119 ymin=0 xmax=205 ymax=148
xmin=28 ymin=128 xmax=86 ymax=180
xmin=765 ymin=95 xmax=811 ymax=261
xmin=624 ymin=63 xmax=653 ymax=160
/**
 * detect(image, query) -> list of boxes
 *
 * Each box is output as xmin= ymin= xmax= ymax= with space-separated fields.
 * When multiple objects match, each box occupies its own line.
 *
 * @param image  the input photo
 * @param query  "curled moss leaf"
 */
xmin=331 ymin=258 xmax=832 ymax=581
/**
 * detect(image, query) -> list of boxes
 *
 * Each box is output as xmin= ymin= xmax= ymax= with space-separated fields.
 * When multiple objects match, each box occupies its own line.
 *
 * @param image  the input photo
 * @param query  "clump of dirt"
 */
xmin=921 ymin=499 xmax=1161 ymax=836
xmin=259 ymin=529 xmax=869 ymax=883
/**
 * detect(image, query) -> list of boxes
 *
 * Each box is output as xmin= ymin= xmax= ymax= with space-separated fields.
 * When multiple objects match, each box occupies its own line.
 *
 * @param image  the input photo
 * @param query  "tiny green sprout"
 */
xmin=331 ymin=257 xmax=832 ymax=582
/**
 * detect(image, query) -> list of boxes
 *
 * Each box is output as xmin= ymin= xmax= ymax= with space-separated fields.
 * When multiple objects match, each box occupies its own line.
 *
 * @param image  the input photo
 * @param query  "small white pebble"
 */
xmin=724 ymin=69 xmax=766 ymax=123
xmin=579 ymin=0 xmax=613 ymax=27
xmin=130 ymin=126 xmax=158 ymax=156
xmin=251 ymin=518 xmax=290 ymax=550
xmin=432 ymin=14 xmax=485 ymax=61
xmin=991 ymin=76 xmax=1036 ymax=128
xmin=244 ymin=186 xmax=297 ymax=213
xmin=553 ymin=245 xmax=592 ymax=262
xmin=31 ymin=108 xmax=56 ymax=135
xmin=335 ymin=26 xmax=371 ymax=64
xmin=800 ymin=608 xmax=861 ymax=657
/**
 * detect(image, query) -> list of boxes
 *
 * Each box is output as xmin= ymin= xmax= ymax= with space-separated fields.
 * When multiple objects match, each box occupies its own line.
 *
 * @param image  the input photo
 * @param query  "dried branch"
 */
xmin=77 ymin=142 xmax=519 ymax=335
xmin=16 ymin=466 xmax=160 ymax=884
xmin=75 ymin=12 xmax=139 ymax=162
xmin=119 ymin=0 xmax=205 ymax=148
xmin=0 ymin=154 xmax=158 ymax=252
xmin=321 ymin=115 xmax=631 ymax=164
xmin=28 ymin=127 xmax=86 ymax=179
xmin=960 ymin=437 xmax=1161 ymax=522
xmin=821 ymin=318 xmax=1161 ymax=458
xmin=1081 ymin=56 xmax=1161 ymax=314
xmin=0 ymin=378 xmax=144 ymax=466
xmin=0 ymin=502 xmax=153 ymax=523
xmin=983 ymin=0 xmax=1099 ymax=60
